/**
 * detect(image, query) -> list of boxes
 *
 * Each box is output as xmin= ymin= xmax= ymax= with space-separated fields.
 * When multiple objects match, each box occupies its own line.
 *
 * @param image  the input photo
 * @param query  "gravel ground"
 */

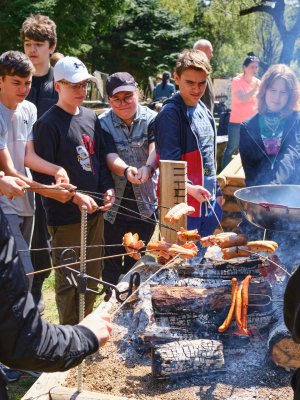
xmin=66 ymin=330 xmax=294 ymax=400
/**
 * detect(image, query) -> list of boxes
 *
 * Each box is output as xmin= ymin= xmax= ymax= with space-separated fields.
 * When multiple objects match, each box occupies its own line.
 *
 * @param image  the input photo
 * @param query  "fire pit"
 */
xmin=62 ymin=255 xmax=295 ymax=400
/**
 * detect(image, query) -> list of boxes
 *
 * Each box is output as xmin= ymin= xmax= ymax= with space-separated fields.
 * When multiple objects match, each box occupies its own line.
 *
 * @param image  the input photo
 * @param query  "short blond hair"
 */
xmin=175 ymin=49 xmax=212 ymax=77
xmin=257 ymin=64 xmax=300 ymax=117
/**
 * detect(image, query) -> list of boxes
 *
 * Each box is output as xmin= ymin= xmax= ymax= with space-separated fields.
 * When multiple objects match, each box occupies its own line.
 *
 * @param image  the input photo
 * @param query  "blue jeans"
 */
xmin=221 ymin=122 xmax=241 ymax=169
xmin=5 ymin=214 xmax=34 ymax=290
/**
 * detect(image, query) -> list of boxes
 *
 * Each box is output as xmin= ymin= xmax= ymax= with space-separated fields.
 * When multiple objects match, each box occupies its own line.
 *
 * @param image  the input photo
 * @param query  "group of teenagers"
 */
xmin=1 ymin=13 xmax=300 ymax=400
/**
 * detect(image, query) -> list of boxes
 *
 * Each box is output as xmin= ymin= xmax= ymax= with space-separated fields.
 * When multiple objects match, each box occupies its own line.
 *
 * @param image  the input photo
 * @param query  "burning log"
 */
xmin=151 ymin=339 xmax=224 ymax=378
xmin=151 ymin=282 xmax=273 ymax=332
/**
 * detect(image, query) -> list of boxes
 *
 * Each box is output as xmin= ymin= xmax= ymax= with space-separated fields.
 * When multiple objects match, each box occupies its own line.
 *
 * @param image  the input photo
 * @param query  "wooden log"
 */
xmin=221 ymin=185 xmax=242 ymax=197
xmin=235 ymin=166 xmax=245 ymax=180
xmin=218 ymin=174 xmax=227 ymax=189
xmin=151 ymin=282 xmax=272 ymax=315
xmin=22 ymin=371 xmax=68 ymax=400
xmin=151 ymin=339 xmax=224 ymax=378
xmin=49 ymin=386 xmax=135 ymax=400
xmin=226 ymin=175 xmax=245 ymax=187
xmin=221 ymin=216 xmax=242 ymax=229
xmin=159 ymin=160 xmax=187 ymax=243
xmin=219 ymin=154 xmax=242 ymax=177
xmin=222 ymin=199 xmax=241 ymax=213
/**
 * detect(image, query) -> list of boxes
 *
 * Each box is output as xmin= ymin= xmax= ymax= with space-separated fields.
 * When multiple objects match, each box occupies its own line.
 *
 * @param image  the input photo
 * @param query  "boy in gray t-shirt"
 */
xmin=0 ymin=50 xmax=74 ymax=288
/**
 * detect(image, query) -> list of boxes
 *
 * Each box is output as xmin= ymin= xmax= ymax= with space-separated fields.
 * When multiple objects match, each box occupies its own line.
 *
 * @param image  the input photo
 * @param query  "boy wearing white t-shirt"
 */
xmin=0 ymin=50 xmax=74 ymax=288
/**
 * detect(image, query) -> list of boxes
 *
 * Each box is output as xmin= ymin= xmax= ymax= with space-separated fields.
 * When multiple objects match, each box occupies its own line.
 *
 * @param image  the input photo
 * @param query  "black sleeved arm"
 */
xmin=0 ymin=208 xmax=98 ymax=371
xmin=284 ymin=266 xmax=300 ymax=343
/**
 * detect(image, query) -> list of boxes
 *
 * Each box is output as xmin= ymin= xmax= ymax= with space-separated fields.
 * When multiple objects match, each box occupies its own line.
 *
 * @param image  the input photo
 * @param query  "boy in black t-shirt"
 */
xmin=33 ymin=56 xmax=115 ymax=325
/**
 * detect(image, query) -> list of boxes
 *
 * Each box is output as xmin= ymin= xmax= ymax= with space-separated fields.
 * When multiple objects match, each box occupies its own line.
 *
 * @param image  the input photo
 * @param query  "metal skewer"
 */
xmin=248 ymin=293 xmax=284 ymax=307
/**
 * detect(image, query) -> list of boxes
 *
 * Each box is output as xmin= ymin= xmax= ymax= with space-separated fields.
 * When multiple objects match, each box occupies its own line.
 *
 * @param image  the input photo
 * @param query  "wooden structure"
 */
xmin=159 ymin=160 xmax=187 ymax=242
xmin=217 ymin=154 xmax=245 ymax=231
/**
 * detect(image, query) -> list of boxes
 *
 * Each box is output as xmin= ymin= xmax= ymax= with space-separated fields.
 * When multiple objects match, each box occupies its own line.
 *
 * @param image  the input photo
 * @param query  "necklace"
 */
xmin=263 ymin=115 xmax=282 ymax=137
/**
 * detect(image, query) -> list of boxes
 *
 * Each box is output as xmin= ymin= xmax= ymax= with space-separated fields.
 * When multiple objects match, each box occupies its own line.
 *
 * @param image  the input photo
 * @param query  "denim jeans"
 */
xmin=221 ymin=122 xmax=241 ymax=169
xmin=5 ymin=214 xmax=34 ymax=290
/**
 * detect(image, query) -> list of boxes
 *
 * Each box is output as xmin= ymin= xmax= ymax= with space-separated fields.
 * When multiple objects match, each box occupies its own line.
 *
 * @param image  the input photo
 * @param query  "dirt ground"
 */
xmin=66 ymin=328 xmax=294 ymax=400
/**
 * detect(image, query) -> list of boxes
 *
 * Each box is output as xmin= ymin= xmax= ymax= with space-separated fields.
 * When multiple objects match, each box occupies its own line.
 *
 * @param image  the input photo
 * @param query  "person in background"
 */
xmin=154 ymin=49 xmax=222 ymax=257
xmin=0 ymin=182 xmax=112 ymax=398
xmin=155 ymin=73 xmax=162 ymax=85
xmin=152 ymin=71 xmax=175 ymax=101
xmin=50 ymin=52 xmax=64 ymax=67
xmin=21 ymin=14 xmax=61 ymax=313
xmin=33 ymin=56 xmax=115 ymax=325
xmin=240 ymin=64 xmax=300 ymax=186
xmin=99 ymin=72 xmax=158 ymax=285
xmin=238 ymin=64 xmax=300 ymax=238
xmin=193 ymin=39 xmax=215 ymax=113
xmin=221 ymin=54 xmax=260 ymax=169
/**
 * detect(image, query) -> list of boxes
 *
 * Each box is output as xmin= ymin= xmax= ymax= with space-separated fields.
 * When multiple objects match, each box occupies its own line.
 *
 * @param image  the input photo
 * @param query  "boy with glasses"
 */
xmin=98 ymin=72 xmax=158 ymax=285
xmin=32 ymin=56 xmax=115 ymax=325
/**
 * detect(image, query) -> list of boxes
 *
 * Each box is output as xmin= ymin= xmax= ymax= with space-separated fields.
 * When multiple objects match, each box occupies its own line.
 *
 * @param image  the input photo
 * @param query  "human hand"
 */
xmin=99 ymin=188 xmax=115 ymax=212
xmin=54 ymin=167 xmax=70 ymax=184
xmin=43 ymin=182 xmax=76 ymax=203
xmin=126 ymin=166 xmax=140 ymax=184
xmin=72 ymin=192 xmax=98 ymax=213
xmin=79 ymin=310 xmax=112 ymax=347
xmin=187 ymin=183 xmax=211 ymax=204
xmin=136 ymin=166 xmax=151 ymax=184
xmin=0 ymin=175 xmax=29 ymax=199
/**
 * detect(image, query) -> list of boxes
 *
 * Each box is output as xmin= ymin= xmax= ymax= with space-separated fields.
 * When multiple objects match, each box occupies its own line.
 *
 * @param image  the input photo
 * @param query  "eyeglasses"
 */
xmin=59 ymin=80 xmax=91 ymax=90
xmin=109 ymin=93 xmax=135 ymax=107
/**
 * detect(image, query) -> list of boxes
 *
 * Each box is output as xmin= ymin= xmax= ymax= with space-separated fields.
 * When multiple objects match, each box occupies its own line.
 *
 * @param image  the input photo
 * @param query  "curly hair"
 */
xmin=20 ymin=14 xmax=57 ymax=47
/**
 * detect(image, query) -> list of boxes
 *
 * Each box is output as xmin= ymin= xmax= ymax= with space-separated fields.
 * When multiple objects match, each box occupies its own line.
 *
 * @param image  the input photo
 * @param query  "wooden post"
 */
xmin=159 ymin=160 xmax=187 ymax=243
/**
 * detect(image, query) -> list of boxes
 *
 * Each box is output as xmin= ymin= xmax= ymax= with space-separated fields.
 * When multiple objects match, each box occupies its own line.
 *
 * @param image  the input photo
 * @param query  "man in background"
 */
xmin=193 ymin=39 xmax=215 ymax=113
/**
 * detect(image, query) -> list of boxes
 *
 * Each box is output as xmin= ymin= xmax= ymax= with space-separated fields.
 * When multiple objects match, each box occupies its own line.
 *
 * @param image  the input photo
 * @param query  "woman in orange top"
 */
xmin=222 ymin=54 xmax=260 ymax=168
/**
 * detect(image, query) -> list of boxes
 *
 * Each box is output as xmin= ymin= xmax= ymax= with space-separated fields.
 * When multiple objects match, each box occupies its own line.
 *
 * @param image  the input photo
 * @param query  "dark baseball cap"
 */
xmin=106 ymin=72 xmax=137 ymax=97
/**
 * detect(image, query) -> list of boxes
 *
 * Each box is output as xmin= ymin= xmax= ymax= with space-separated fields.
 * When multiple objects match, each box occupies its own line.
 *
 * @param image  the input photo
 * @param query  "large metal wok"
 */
xmin=234 ymin=185 xmax=300 ymax=232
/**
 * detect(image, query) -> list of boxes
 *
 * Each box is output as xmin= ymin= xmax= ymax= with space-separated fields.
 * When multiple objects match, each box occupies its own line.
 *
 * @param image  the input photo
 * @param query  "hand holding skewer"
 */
xmin=0 ymin=173 xmax=29 ymax=199
xmin=98 ymin=188 xmax=115 ymax=211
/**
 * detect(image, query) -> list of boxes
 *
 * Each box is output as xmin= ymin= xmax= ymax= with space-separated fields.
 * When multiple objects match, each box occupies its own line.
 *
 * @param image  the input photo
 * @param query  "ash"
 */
xmin=90 ymin=254 xmax=294 ymax=398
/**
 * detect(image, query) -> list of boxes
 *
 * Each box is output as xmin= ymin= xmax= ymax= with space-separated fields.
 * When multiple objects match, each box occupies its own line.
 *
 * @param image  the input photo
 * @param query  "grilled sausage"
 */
xmin=241 ymin=275 xmax=252 ymax=335
xmin=246 ymin=241 xmax=276 ymax=254
xmin=215 ymin=234 xmax=248 ymax=249
xmin=218 ymin=278 xmax=238 ymax=333
xmin=177 ymin=227 xmax=201 ymax=242
xmin=221 ymin=246 xmax=251 ymax=260
xmin=235 ymin=281 xmax=243 ymax=330
xmin=164 ymin=203 xmax=195 ymax=224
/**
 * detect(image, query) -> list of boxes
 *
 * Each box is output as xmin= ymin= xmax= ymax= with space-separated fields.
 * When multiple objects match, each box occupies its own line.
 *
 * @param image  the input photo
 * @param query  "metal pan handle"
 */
xmin=259 ymin=202 xmax=289 ymax=210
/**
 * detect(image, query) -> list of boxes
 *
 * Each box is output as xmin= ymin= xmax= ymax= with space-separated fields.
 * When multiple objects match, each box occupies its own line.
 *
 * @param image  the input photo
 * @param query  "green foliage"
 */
xmin=0 ymin=0 xmax=57 ymax=52
xmin=94 ymin=0 xmax=192 ymax=87
xmin=192 ymin=0 xmax=260 ymax=78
